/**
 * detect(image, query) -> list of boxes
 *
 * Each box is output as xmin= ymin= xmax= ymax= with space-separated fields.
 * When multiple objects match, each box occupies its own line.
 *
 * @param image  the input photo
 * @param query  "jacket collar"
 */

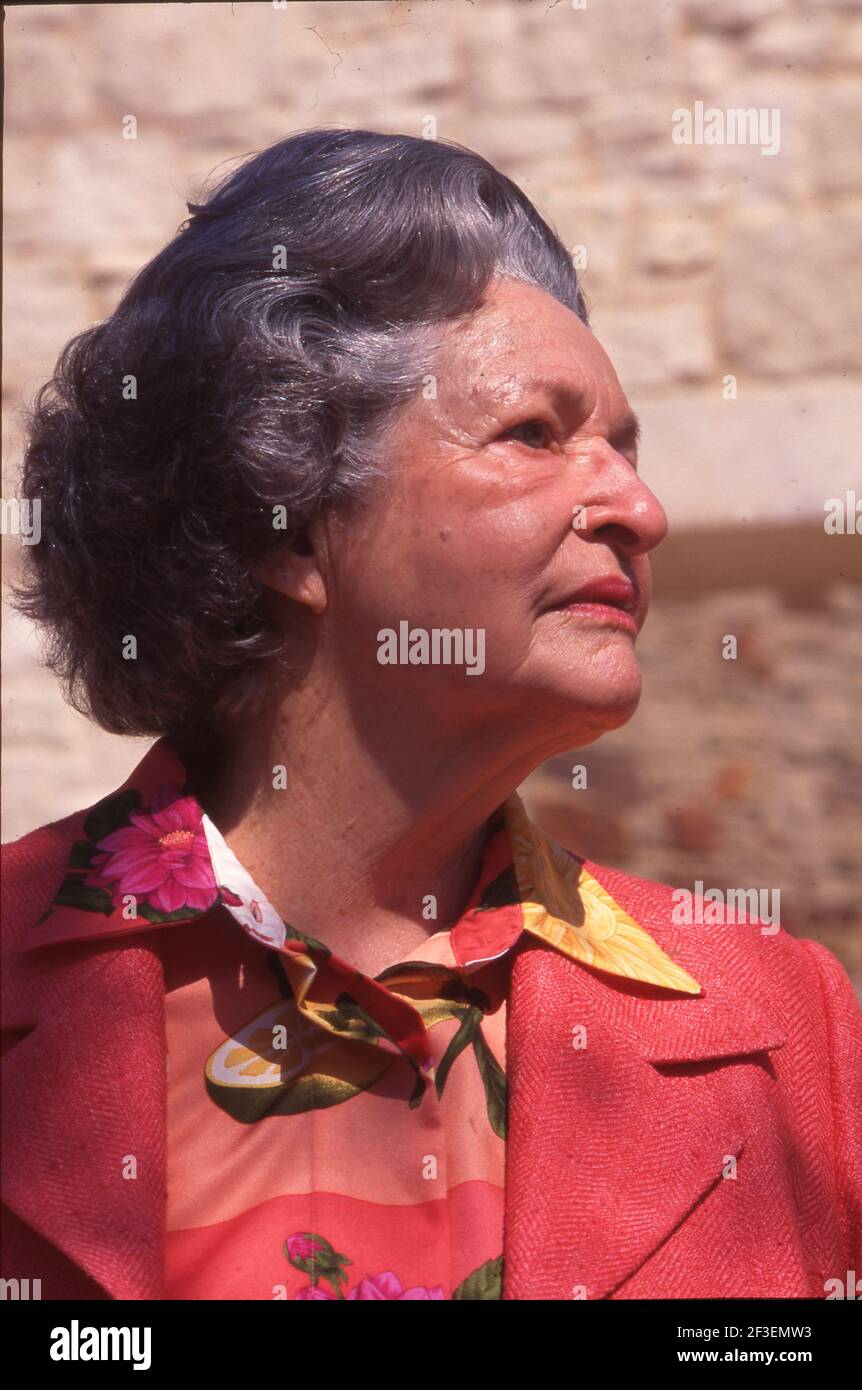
xmin=4 ymin=742 xmax=785 ymax=1299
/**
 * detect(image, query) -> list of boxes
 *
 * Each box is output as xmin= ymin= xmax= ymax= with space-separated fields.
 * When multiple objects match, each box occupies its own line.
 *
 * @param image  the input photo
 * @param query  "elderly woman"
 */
xmin=2 ymin=129 xmax=860 ymax=1303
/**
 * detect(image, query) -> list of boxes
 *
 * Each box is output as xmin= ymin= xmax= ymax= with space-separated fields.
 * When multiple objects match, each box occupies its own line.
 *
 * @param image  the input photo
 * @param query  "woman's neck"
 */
xmin=184 ymin=687 xmax=545 ymax=974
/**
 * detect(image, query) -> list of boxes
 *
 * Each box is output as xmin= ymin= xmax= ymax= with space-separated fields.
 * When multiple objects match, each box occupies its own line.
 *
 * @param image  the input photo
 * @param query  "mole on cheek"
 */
xmin=439 ymin=528 xmax=450 ymax=542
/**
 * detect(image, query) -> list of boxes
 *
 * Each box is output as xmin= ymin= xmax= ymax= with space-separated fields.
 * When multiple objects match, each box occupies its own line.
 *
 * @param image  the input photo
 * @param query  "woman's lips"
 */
xmin=549 ymin=577 xmax=640 ymax=634
xmin=559 ymin=601 xmax=638 ymax=634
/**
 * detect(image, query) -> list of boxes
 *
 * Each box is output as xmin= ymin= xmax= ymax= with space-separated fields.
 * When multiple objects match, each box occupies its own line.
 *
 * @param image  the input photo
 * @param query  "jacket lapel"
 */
xmin=503 ymin=934 xmax=787 ymax=1299
xmin=1 ymin=934 xmax=167 ymax=1300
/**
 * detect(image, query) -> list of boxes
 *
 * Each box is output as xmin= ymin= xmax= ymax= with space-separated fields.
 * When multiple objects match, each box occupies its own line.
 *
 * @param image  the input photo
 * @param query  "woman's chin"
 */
xmin=538 ymin=648 xmax=644 ymax=720
xmin=597 ymin=688 xmax=642 ymax=730
xmin=517 ymin=671 xmax=642 ymax=746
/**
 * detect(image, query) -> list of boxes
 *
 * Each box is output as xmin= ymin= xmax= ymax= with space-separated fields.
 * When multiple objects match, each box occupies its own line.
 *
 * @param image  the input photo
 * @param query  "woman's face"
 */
xmin=319 ymin=275 xmax=669 ymax=755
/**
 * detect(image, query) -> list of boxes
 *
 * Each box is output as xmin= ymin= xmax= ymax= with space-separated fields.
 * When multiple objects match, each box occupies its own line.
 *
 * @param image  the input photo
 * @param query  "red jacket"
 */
xmin=2 ymin=809 xmax=861 ymax=1300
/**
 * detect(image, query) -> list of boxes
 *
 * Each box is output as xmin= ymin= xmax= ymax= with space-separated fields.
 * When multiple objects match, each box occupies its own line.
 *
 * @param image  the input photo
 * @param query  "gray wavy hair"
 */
xmin=16 ymin=127 xmax=588 ymax=741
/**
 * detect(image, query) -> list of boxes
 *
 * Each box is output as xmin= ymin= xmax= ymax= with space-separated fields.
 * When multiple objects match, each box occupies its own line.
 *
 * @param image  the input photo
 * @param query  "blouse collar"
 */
xmin=23 ymin=736 xmax=701 ymax=999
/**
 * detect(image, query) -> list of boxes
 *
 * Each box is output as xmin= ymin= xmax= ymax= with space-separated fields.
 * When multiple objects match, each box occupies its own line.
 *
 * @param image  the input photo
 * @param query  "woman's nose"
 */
xmin=578 ymin=474 xmax=669 ymax=559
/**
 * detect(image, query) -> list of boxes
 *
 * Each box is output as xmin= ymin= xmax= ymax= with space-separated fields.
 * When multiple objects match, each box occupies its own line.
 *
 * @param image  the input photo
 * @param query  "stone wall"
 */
xmin=3 ymin=1 xmax=860 ymax=987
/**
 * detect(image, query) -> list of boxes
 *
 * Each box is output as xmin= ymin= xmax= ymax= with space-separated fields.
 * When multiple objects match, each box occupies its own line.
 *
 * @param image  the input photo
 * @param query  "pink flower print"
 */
xmin=347 ymin=1272 xmax=445 ymax=1300
xmin=286 ymin=1234 xmax=326 ymax=1262
xmin=284 ymin=1231 xmax=352 ymax=1296
xmin=86 ymin=786 xmax=217 ymax=915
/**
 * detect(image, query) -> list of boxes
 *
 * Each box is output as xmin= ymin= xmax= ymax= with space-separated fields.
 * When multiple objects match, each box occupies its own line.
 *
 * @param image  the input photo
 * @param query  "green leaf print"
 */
xmin=452 ymin=1255 xmax=504 ymax=1300
xmin=283 ymin=923 xmax=331 ymax=957
xmin=137 ymin=899 xmax=210 ymax=924
xmin=435 ymin=1005 xmax=481 ymax=1098
xmin=52 ymin=878 xmax=115 ymax=915
xmin=83 ymin=788 xmax=141 ymax=844
xmin=472 ymin=1026 xmax=507 ymax=1140
xmin=67 ymin=839 xmax=102 ymax=870
xmin=431 ymin=1002 xmax=506 ymax=1138
xmin=375 ymin=959 xmax=450 ymax=983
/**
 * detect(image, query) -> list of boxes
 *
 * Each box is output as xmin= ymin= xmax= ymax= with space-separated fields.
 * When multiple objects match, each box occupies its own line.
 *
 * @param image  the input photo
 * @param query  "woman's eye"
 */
xmin=502 ymin=419 xmax=554 ymax=450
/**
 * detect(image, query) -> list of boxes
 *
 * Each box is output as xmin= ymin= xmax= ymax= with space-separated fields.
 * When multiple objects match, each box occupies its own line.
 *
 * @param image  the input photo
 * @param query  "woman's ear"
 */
xmin=252 ymin=522 xmax=328 ymax=614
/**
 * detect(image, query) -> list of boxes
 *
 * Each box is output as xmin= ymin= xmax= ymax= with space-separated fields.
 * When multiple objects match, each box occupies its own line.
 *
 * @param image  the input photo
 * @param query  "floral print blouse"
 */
xmin=30 ymin=739 xmax=700 ymax=1300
